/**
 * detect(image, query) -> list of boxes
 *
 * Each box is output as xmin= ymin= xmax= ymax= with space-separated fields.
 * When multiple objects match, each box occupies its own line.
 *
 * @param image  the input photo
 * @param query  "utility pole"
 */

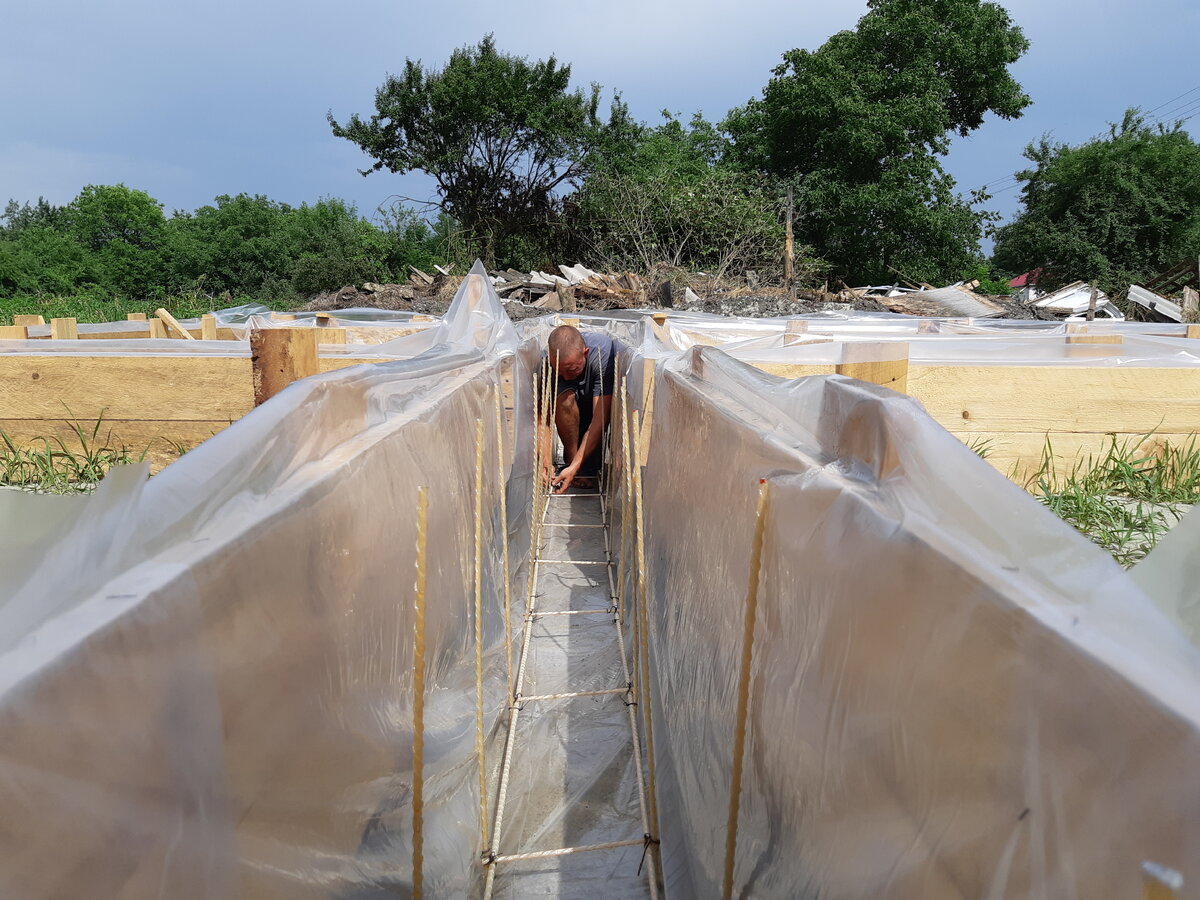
xmin=785 ymin=187 xmax=796 ymax=301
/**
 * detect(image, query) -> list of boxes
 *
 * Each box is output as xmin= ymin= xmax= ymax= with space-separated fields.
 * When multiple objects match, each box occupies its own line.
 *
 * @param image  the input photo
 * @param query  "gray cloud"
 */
xmin=4 ymin=0 xmax=1197 ymax=244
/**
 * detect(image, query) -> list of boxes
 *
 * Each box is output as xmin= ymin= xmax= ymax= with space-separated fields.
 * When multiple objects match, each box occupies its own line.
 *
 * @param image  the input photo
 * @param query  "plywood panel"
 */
xmin=908 ymin=365 xmax=1200 ymax=434
xmin=0 ymin=356 xmax=254 ymax=420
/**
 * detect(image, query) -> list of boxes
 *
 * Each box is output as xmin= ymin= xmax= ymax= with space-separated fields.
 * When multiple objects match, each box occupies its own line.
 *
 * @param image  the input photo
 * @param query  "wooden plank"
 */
xmin=126 ymin=312 xmax=148 ymax=322
xmin=250 ymin=328 xmax=319 ymax=406
xmin=200 ymin=314 xmax=218 ymax=341
xmin=155 ymin=308 xmax=195 ymax=340
xmin=0 ymin=325 xmax=29 ymax=340
xmin=0 ymin=419 xmax=231 ymax=474
xmin=50 ymin=317 xmax=78 ymax=340
xmin=0 ymin=356 xmax=254 ymax=421
xmin=149 ymin=319 xmax=168 ymax=339
xmin=1187 ymin=325 xmax=1200 ymax=340
xmin=907 ymin=365 xmax=1200 ymax=434
xmin=12 ymin=315 xmax=44 ymax=326
xmin=835 ymin=342 xmax=909 ymax=394
xmin=752 ymin=362 xmax=835 ymax=379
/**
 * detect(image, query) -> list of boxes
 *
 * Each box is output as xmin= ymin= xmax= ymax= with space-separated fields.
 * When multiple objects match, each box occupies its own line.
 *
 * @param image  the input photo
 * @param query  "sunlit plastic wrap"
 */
xmin=0 ymin=265 xmax=545 ymax=897
xmin=637 ymin=345 xmax=1200 ymax=898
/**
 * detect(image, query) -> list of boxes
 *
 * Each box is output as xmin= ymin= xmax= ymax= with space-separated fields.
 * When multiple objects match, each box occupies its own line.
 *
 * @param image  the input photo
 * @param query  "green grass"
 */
xmin=1028 ymin=434 xmax=1200 ymax=567
xmin=0 ymin=289 xmax=296 ymax=326
xmin=0 ymin=412 xmax=157 ymax=494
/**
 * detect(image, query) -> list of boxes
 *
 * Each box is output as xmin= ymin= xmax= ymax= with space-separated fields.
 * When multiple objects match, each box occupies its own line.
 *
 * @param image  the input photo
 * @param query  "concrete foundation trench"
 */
xmin=1 ymin=267 xmax=1199 ymax=898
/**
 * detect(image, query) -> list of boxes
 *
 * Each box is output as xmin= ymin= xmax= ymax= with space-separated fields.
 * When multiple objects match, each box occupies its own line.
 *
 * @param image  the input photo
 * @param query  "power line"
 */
xmin=1152 ymin=98 xmax=1200 ymax=127
xmin=1145 ymin=84 xmax=1200 ymax=116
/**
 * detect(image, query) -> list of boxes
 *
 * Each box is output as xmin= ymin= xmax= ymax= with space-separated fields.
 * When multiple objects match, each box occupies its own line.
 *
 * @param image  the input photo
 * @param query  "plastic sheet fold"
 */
xmin=636 ymin=345 xmax=1200 ymax=898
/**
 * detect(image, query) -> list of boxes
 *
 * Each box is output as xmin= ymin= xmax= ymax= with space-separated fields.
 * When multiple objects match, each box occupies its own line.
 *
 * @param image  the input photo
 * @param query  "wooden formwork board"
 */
xmin=0 ymin=351 xmax=517 ymax=474
xmin=746 ymin=360 xmax=1200 ymax=477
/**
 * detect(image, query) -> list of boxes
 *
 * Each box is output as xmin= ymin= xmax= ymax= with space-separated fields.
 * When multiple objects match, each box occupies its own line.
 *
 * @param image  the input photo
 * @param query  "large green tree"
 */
xmin=571 ymin=113 xmax=823 ymax=281
xmin=991 ymin=110 xmax=1200 ymax=292
xmin=724 ymin=0 xmax=1030 ymax=284
xmin=329 ymin=35 xmax=631 ymax=267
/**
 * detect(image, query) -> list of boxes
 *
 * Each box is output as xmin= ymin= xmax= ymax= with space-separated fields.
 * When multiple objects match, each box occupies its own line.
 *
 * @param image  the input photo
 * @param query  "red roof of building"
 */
xmin=1009 ymin=268 xmax=1043 ymax=288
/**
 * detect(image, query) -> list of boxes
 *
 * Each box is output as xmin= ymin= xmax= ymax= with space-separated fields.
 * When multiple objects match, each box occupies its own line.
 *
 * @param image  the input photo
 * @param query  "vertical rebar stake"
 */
xmin=494 ymin=384 xmax=513 ymax=705
xmin=722 ymin=479 xmax=771 ymax=900
xmin=474 ymin=418 xmax=488 ymax=856
xmin=412 ymin=486 xmax=429 ymax=900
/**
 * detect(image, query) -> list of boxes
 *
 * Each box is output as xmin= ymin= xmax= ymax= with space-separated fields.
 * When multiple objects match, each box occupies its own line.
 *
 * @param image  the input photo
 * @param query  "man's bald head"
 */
xmin=548 ymin=325 xmax=586 ymax=357
xmin=548 ymin=325 xmax=588 ymax=379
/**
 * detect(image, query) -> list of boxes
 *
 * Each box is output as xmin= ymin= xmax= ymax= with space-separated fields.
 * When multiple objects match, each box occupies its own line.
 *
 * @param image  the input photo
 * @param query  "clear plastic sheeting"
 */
xmin=0 ymin=264 xmax=541 ymax=898
xmin=637 ymin=345 xmax=1200 ymax=898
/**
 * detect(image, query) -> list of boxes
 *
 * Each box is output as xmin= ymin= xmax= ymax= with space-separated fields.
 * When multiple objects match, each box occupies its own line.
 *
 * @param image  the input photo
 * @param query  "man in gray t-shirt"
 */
xmin=540 ymin=324 xmax=623 ymax=494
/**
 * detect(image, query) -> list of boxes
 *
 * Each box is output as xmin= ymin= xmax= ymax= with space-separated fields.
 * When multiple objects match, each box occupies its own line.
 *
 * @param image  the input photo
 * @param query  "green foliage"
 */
xmin=0 ymin=411 xmax=149 ymax=493
xmin=329 ymin=35 xmax=632 ymax=267
xmin=571 ymin=113 xmax=823 ymax=280
xmin=724 ymin=0 xmax=1030 ymax=284
xmin=1 ymin=185 xmax=449 ymax=307
xmin=1029 ymin=433 xmax=1200 ymax=567
xmin=991 ymin=110 xmax=1200 ymax=293
xmin=960 ymin=261 xmax=1012 ymax=295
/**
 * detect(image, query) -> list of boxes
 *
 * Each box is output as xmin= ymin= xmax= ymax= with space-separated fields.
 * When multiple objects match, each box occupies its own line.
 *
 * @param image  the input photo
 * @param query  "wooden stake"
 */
xmin=412 ymin=486 xmax=429 ymax=900
xmin=200 ymin=314 xmax=218 ymax=341
xmin=783 ymin=320 xmax=807 ymax=346
xmin=723 ymin=479 xmax=771 ymax=900
xmin=473 ymin=418 xmax=489 ymax=854
xmin=784 ymin=187 xmax=795 ymax=301
xmin=12 ymin=315 xmax=44 ymax=326
xmin=249 ymin=327 xmax=320 ymax=406
xmin=149 ymin=318 xmax=168 ymax=339
xmin=50 ymin=317 xmax=78 ymax=340
xmin=1187 ymin=324 xmax=1200 ymax=340
xmin=154 ymin=308 xmax=195 ymax=340
xmin=1086 ymin=286 xmax=1098 ymax=321
xmin=271 ymin=312 xmax=297 ymax=322
xmin=1182 ymin=286 xmax=1199 ymax=324
xmin=126 ymin=312 xmax=148 ymax=322
xmin=0 ymin=325 xmax=29 ymax=340
xmin=557 ymin=283 xmax=577 ymax=313
xmin=835 ymin=342 xmax=909 ymax=394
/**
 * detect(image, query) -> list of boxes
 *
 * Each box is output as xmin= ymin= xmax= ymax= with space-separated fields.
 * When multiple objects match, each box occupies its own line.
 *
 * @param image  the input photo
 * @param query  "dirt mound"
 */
xmin=302 ymin=281 xmax=456 ymax=316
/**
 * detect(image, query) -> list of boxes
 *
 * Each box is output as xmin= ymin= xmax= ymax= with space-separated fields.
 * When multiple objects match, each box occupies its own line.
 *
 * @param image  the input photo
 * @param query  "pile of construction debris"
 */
xmin=303 ymin=259 xmax=1200 ymax=323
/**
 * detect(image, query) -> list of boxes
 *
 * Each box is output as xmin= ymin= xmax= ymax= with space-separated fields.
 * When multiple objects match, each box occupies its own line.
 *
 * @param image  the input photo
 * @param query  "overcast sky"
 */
xmin=3 ymin=0 xmax=1198 ymax=243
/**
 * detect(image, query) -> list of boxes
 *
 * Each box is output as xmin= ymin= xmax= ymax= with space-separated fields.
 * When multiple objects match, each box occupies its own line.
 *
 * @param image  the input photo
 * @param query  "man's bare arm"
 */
xmin=555 ymin=394 xmax=612 ymax=492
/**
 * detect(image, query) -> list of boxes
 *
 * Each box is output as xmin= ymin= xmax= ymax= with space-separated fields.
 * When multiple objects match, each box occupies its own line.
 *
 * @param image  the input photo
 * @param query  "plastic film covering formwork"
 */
xmin=0 ymin=266 xmax=555 ymax=898
xmin=634 ymin=341 xmax=1200 ymax=898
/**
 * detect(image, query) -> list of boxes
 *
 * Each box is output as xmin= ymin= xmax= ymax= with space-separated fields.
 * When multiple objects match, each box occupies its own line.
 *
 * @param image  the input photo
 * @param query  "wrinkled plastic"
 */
xmin=636 ymin=345 xmax=1200 ymax=898
xmin=0 ymin=263 xmax=539 ymax=897
xmin=4 ymin=296 xmax=1200 ymax=899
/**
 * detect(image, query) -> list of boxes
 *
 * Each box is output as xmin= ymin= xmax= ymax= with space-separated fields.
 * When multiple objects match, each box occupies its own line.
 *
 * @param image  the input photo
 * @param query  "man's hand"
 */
xmin=553 ymin=464 xmax=578 ymax=494
xmin=541 ymin=459 xmax=555 ymax=488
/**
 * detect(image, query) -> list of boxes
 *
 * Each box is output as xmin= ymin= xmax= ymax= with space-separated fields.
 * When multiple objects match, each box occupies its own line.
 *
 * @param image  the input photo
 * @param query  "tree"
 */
xmin=329 ymin=35 xmax=631 ymax=267
xmin=991 ymin=110 xmax=1200 ymax=293
xmin=572 ymin=113 xmax=824 ymax=281
xmin=62 ymin=184 xmax=167 ymax=298
xmin=724 ymin=0 xmax=1030 ymax=284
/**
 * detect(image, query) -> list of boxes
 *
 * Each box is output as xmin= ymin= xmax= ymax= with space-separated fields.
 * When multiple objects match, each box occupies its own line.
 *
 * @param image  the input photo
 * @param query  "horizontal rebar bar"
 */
xmin=534 ymin=608 xmax=615 ymax=617
xmin=491 ymin=838 xmax=645 ymax=864
xmin=534 ymin=558 xmax=610 ymax=566
xmin=548 ymin=492 xmax=603 ymax=498
xmin=542 ymin=522 xmax=605 ymax=528
xmin=519 ymin=687 xmax=629 ymax=703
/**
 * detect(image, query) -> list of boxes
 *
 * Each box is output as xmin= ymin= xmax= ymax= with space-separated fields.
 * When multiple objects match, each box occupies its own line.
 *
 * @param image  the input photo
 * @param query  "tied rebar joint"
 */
xmin=623 ymin=683 xmax=637 ymax=708
xmin=481 ymin=848 xmax=497 ymax=867
xmin=638 ymin=833 xmax=660 ymax=876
